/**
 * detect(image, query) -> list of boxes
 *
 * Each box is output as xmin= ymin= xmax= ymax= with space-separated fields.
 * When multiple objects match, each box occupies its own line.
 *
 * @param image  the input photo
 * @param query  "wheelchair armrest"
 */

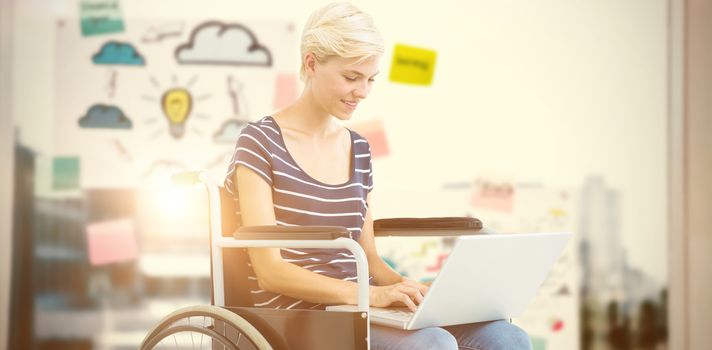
xmin=234 ymin=225 xmax=351 ymax=240
xmin=373 ymin=217 xmax=484 ymax=237
xmin=215 ymin=227 xmax=370 ymax=311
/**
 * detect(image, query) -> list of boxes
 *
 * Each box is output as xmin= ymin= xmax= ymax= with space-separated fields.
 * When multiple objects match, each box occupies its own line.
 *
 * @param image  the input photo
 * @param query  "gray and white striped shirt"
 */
xmin=224 ymin=116 xmax=373 ymax=310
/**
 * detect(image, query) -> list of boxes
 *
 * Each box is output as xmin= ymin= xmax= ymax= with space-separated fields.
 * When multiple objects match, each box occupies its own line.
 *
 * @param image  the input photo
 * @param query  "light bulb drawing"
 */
xmin=143 ymin=74 xmax=211 ymax=141
xmin=161 ymin=88 xmax=192 ymax=138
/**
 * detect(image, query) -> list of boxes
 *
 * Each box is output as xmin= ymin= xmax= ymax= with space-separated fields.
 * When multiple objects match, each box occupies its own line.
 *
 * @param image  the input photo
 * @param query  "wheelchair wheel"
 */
xmin=140 ymin=305 xmax=273 ymax=350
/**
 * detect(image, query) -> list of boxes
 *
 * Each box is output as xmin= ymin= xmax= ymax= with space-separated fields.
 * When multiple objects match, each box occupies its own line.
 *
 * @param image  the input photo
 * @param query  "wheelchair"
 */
xmin=140 ymin=171 xmax=483 ymax=350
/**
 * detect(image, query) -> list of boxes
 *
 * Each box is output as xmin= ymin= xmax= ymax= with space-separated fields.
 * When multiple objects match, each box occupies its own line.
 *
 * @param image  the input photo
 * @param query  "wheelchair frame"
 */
xmin=141 ymin=171 xmax=483 ymax=350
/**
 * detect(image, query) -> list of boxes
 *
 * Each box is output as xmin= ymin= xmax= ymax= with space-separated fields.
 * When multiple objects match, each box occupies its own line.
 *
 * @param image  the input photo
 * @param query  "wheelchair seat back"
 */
xmin=212 ymin=186 xmax=254 ymax=307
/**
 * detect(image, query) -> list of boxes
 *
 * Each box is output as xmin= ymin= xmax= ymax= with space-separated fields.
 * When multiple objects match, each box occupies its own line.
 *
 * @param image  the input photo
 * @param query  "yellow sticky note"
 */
xmin=389 ymin=44 xmax=437 ymax=86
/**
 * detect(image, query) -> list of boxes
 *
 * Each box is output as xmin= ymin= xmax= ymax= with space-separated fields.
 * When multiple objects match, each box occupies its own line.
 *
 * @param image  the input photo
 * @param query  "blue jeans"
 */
xmin=370 ymin=320 xmax=532 ymax=350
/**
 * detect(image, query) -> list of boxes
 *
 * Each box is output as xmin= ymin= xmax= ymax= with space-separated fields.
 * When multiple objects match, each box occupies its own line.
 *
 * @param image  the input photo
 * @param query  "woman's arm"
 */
xmin=238 ymin=166 xmax=426 ymax=310
xmin=357 ymin=194 xmax=404 ymax=286
xmin=237 ymin=166 xmax=359 ymax=305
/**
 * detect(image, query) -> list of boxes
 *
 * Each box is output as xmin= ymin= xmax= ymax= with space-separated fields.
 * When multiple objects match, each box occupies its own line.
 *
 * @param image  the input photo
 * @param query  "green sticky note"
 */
xmin=79 ymin=0 xmax=125 ymax=36
xmin=52 ymin=157 xmax=80 ymax=190
xmin=389 ymin=44 xmax=437 ymax=86
xmin=530 ymin=336 xmax=547 ymax=350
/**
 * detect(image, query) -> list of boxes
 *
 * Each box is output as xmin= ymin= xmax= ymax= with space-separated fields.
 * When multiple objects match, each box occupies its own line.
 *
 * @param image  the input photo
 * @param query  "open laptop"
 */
xmin=326 ymin=232 xmax=572 ymax=330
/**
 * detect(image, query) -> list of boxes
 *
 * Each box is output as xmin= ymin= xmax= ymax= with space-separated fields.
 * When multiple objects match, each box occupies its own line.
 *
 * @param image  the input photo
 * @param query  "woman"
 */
xmin=225 ymin=2 xmax=532 ymax=349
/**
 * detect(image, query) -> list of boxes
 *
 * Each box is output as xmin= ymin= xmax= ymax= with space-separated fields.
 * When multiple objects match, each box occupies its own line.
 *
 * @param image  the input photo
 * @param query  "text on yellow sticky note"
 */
xmin=389 ymin=44 xmax=437 ymax=86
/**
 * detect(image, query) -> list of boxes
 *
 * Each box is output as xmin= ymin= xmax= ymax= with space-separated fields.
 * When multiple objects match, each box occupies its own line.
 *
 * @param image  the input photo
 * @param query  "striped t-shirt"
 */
xmin=224 ymin=116 xmax=373 ymax=310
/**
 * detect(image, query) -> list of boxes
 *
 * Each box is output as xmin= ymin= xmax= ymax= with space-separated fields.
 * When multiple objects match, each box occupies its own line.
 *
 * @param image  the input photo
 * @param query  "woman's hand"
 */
xmin=400 ymin=277 xmax=431 ymax=298
xmin=369 ymin=279 xmax=430 ymax=312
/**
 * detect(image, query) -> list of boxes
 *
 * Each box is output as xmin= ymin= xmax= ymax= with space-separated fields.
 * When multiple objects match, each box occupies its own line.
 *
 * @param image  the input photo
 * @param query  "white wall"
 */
xmin=0 ymin=0 xmax=15 ymax=347
xmin=13 ymin=0 xmax=669 ymax=284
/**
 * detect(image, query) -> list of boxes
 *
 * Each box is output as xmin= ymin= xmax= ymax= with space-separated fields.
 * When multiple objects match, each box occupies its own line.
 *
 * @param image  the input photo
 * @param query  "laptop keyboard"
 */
xmin=369 ymin=306 xmax=414 ymax=321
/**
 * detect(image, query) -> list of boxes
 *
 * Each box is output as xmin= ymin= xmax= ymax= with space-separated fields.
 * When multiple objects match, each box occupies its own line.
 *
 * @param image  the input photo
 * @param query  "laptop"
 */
xmin=326 ymin=231 xmax=572 ymax=330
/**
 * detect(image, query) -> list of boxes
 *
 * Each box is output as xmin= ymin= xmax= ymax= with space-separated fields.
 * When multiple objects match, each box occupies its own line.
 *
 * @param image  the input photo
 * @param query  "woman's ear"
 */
xmin=304 ymin=52 xmax=317 ymax=78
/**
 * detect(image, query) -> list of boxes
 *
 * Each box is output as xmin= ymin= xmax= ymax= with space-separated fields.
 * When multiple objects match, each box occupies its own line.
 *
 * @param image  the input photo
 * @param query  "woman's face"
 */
xmin=308 ymin=54 xmax=380 ymax=121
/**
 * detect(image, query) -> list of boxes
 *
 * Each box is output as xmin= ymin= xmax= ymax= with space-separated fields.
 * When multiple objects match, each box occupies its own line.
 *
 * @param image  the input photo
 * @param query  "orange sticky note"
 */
xmin=86 ymin=218 xmax=138 ymax=266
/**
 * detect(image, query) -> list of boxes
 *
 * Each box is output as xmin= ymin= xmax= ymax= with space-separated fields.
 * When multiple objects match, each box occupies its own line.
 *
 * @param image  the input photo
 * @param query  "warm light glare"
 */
xmin=155 ymin=187 xmax=194 ymax=219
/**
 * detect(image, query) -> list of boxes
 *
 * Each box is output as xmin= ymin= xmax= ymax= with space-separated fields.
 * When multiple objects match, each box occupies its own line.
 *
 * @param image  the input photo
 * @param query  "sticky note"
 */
xmin=346 ymin=119 xmax=390 ymax=158
xmin=86 ymin=218 xmax=138 ymax=266
xmin=79 ymin=0 xmax=125 ymax=36
xmin=530 ymin=336 xmax=547 ymax=350
xmin=52 ymin=156 xmax=80 ymax=190
xmin=389 ymin=44 xmax=437 ymax=86
xmin=470 ymin=181 xmax=515 ymax=212
xmin=274 ymin=73 xmax=298 ymax=109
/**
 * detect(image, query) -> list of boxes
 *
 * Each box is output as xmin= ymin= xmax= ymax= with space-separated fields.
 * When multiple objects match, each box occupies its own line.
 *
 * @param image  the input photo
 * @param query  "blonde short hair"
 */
xmin=300 ymin=2 xmax=384 ymax=81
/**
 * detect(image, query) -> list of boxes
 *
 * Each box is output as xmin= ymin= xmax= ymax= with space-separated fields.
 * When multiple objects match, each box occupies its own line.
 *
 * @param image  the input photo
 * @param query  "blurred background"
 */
xmin=0 ymin=0 xmax=709 ymax=349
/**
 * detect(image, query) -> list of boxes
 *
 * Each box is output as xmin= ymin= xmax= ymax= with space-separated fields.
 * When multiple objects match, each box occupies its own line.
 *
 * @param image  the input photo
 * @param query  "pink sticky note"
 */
xmin=470 ymin=181 xmax=515 ymax=212
xmin=273 ymin=73 xmax=298 ymax=109
xmin=346 ymin=119 xmax=390 ymax=158
xmin=86 ymin=218 xmax=138 ymax=266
